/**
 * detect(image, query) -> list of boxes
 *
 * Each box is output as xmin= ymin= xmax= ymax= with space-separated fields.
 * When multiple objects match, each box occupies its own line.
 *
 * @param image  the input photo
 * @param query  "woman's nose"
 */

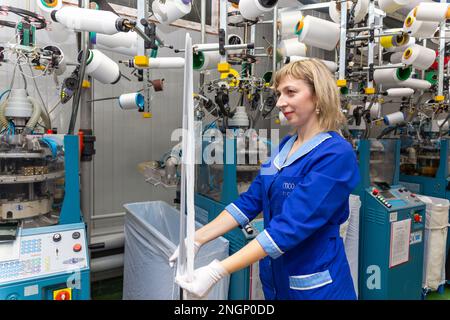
xmin=276 ymin=96 xmax=287 ymax=109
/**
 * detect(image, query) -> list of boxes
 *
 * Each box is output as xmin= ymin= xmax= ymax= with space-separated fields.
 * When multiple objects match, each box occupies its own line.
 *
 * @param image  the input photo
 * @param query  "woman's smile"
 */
xmin=283 ymin=111 xmax=294 ymax=118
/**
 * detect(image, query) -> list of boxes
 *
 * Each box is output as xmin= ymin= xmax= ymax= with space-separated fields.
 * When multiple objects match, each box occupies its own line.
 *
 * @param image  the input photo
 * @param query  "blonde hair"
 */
xmin=274 ymin=58 xmax=345 ymax=132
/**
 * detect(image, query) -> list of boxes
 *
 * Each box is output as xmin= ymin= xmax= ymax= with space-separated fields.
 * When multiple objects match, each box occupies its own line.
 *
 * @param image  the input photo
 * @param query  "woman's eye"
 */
xmin=288 ymin=90 xmax=295 ymax=95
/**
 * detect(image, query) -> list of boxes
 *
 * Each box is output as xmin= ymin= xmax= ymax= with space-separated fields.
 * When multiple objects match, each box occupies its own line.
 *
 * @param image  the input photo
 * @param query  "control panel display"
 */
xmin=0 ymin=227 xmax=88 ymax=284
xmin=379 ymin=190 xmax=395 ymax=199
xmin=369 ymin=185 xmax=424 ymax=211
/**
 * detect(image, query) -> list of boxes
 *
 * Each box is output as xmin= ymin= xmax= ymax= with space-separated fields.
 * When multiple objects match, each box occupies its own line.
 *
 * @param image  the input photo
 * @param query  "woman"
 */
xmin=172 ymin=58 xmax=360 ymax=300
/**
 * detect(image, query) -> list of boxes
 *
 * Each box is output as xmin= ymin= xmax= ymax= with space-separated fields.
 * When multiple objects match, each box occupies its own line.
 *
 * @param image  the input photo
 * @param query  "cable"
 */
xmin=0 ymin=90 xmax=11 ymax=103
xmin=48 ymin=99 xmax=62 ymax=115
xmin=17 ymin=63 xmax=29 ymax=95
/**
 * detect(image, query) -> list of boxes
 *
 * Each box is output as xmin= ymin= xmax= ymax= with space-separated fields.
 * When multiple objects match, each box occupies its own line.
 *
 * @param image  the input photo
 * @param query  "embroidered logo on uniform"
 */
xmin=282 ymin=182 xmax=296 ymax=197
xmin=283 ymin=182 xmax=296 ymax=190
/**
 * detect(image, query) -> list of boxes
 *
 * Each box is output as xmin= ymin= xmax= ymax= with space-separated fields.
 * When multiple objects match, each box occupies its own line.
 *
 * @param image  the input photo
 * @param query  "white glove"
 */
xmin=175 ymin=259 xmax=229 ymax=299
xmin=169 ymin=239 xmax=201 ymax=267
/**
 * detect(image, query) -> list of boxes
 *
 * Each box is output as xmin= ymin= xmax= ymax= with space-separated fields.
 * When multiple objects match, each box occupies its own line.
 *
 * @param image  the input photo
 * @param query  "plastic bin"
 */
xmin=340 ymin=194 xmax=360 ymax=297
xmin=122 ymin=201 xmax=230 ymax=300
xmin=417 ymin=195 xmax=449 ymax=291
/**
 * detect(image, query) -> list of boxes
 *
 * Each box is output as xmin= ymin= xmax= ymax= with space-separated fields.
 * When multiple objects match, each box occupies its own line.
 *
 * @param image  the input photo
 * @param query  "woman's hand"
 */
xmin=169 ymin=239 xmax=202 ymax=267
xmin=175 ymin=259 xmax=229 ymax=299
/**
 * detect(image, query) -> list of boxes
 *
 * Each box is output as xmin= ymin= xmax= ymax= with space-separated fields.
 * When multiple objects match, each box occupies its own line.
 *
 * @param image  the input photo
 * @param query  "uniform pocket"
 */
xmin=289 ymin=269 xmax=333 ymax=290
xmin=315 ymin=236 xmax=337 ymax=269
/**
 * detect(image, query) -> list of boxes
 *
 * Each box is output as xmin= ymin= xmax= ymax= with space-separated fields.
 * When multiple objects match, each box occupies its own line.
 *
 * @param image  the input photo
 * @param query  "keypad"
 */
xmin=20 ymin=239 xmax=42 ymax=255
xmin=0 ymin=258 xmax=41 ymax=280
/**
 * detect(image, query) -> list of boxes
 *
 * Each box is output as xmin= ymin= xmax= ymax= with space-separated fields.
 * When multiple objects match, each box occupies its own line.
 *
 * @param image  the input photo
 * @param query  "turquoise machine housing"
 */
xmin=354 ymin=139 xmax=426 ymax=299
xmin=0 ymin=135 xmax=90 ymax=300
xmin=195 ymin=130 xmax=260 ymax=300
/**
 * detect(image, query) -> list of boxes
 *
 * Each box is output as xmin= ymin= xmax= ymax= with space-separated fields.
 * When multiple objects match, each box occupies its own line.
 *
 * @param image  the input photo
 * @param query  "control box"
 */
xmin=0 ymin=223 xmax=90 ymax=300
xmin=359 ymin=185 xmax=426 ymax=300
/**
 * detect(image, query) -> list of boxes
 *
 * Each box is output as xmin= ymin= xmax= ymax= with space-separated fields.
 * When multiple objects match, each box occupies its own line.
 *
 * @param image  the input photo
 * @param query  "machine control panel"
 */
xmin=0 ymin=226 xmax=88 ymax=284
xmin=368 ymin=185 xmax=424 ymax=212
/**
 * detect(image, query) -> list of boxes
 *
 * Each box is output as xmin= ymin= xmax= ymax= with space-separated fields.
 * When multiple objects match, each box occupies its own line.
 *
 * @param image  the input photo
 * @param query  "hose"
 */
xmin=24 ymin=96 xmax=42 ymax=133
xmin=0 ymin=90 xmax=11 ymax=131
xmin=0 ymin=100 xmax=9 ymax=130
xmin=28 ymin=96 xmax=51 ymax=130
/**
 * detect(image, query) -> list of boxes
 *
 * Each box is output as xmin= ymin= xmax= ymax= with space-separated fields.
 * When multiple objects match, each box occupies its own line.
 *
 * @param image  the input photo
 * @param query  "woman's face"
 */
xmin=276 ymin=76 xmax=317 ymax=128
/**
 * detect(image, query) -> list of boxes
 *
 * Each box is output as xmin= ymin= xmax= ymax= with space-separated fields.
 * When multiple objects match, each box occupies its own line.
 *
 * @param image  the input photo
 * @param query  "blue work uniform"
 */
xmin=225 ymin=131 xmax=360 ymax=300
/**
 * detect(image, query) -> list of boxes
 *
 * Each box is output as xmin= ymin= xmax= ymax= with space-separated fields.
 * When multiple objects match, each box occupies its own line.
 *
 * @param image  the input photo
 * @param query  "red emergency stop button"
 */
xmin=53 ymin=288 xmax=72 ymax=300
xmin=414 ymin=213 xmax=422 ymax=223
xmin=73 ymin=244 xmax=82 ymax=252
xmin=372 ymin=189 xmax=379 ymax=196
xmin=55 ymin=291 xmax=70 ymax=300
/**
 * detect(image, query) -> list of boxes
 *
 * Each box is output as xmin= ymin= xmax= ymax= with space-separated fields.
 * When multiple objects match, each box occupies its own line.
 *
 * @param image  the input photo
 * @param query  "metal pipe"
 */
xmin=338 ymin=0 xmax=347 ymax=82
xmin=250 ymin=22 xmax=256 ymax=64
xmin=201 ymin=0 xmax=206 ymax=43
xmin=366 ymin=0 xmax=375 ymax=90
xmin=90 ymin=233 xmax=124 ymax=251
xmin=348 ymin=26 xmax=383 ymax=32
xmin=438 ymin=0 xmax=446 ymax=98
xmin=219 ymin=0 xmax=228 ymax=62
xmin=67 ymin=0 xmax=89 ymax=135
xmin=133 ymin=25 xmax=153 ymax=45
xmin=272 ymin=4 xmax=278 ymax=78
xmin=77 ymin=0 xmax=93 ymax=247
xmin=179 ymin=43 xmax=254 ymax=53
xmin=378 ymin=16 xmax=384 ymax=66
xmin=199 ymin=0 xmax=206 ymax=91
xmin=349 ymin=32 xmax=404 ymax=42
xmin=258 ymin=20 xmax=274 ymax=24
xmin=137 ymin=0 xmax=151 ymax=115
xmin=90 ymin=253 xmax=124 ymax=273
xmin=91 ymin=212 xmax=126 ymax=220
xmin=362 ymin=63 xmax=405 ymax=70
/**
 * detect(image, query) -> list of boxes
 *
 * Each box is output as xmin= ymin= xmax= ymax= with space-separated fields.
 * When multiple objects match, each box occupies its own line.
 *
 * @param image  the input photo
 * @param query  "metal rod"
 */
xmin=349 ymin=32 xmax=404 ymax=41
xmin=438 ymin=0 xmax=446 ymax=98
xmin=219 ymin=0 xmax=228 ymax=62
xmin=348 ymin=25 xmax=382 ymax=32
xmin=272 ymin=4 xmax=278 ymax=78
xmin=250 ymin=23 xmax=256 ymax=63
xmin=67 ymin=0 xmax=89 ymax=135
xmin=361 ymin=63 xmax=406 ymax=70
xmin=90 ymin=233 xmax=124 ymax=251
xmin=258 ymin=20 xmax=274 ymax=24
xmin=90 ymin=212 xmax=126 ymax=220
xmin=199 ymin=0 xmax=206 ymax=91
xmin=378 ymin=16 xmax=384 ymax=66
xmin=299 ymin=2 xmax=330 ymax=11
xmin=133 ymin=25 xmax=153 ymax=45
xmin=77 ymin=0 xmax=93 ymax=265
xmin=90 ymin=254 xmax=124 ymax=273
xmin=137 ymin=0 xmax=151 ymax=115
xmin=201 ymin=0 xmax=206 ymax=44
xmin=366 ymin=0 xmax=375 ymax=90
xmin=338 ymin=0 xmax=347 ymax=82
xmin=179 ymin=43 xmax=254 ymax=53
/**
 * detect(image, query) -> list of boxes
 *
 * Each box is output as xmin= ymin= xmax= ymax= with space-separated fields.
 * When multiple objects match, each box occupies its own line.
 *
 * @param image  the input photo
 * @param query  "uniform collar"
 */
xmin=273 ymin=132 xmax=332 ymax=170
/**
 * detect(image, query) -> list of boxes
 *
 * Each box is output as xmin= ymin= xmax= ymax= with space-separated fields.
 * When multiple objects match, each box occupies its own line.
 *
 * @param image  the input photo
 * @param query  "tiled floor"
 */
xmin=91 ymin=277 xmax=450 ymax=300
xmin=91 ymin=277 xmax=123 ymax=300
xmin=425 ymin=285 xmax=450 ymax=300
